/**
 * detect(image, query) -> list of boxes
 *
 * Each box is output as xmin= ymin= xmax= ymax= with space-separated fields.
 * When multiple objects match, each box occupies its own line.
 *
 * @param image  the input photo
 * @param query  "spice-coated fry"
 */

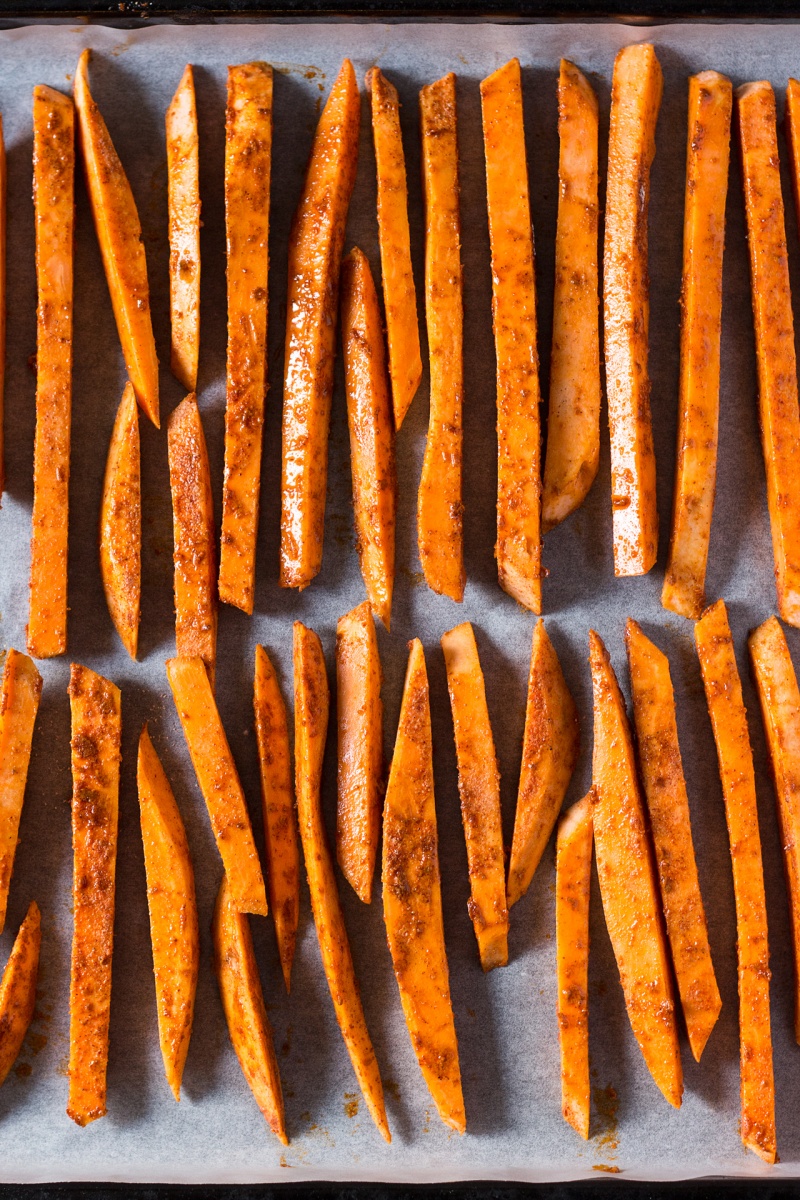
xmin=555 ymin=795 xmax=592 ymax=1139
xmin=166 ymin=64 xmax=200 ymax=393
xmin=0 ymin=901 xmax=41 ymax=1089
xmin=99 ymin=381 xmax=140 ymax=660
xmin=0 ymin=650 xmax=42 ymax=935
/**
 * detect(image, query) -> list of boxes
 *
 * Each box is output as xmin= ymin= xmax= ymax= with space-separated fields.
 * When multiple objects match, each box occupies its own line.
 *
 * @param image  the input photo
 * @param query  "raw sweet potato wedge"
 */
xmin=480 ymin=58 xmax=541 ymax=611
xmin=507 ymin=620 xmax=579 ymax=909
xmin=589 ymin=630 xmax=682 ymax=1109
xmin=99 ymin=381 xmax=141 ymax=660
xmin=280 ymin=60 xmax=360 ymax=590
xmin=0 ymin=650 xmax=42 ymax=935
xmin=67 ymin=664 xmax=121 ymax=1127
xmin=74 ymin=50 xmax=159 ymax=427
xmin=555 ymin=795 xmax=592 ymax=1139
xmin=167 ymin=655 xmax=267 ymax=916
xmin=166 ymin=64 xmax=200 ymax=393
xmin=0 ymin=117 xmax=6 ymax=498
xmin=383 ymin=638 xmax=466 ymax=1133
xmin=441 ymin=621 xmax=508 ymax=971
xmin=27 ymin=84 xmax=75 ymax=660
xmin=0 ymin=901 xmax=41 ymax=1089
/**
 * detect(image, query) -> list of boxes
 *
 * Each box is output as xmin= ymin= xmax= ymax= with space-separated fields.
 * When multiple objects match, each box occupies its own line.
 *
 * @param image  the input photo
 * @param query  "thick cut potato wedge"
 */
xmin=626 ymin=619 xmax=721 ymax=1062
xmin=336 ymin=602 xmax=383 ymax=905
xmin=99 ymin=382 xmax=140 ymax=660
xmin=365 ymin=68 xmax=422 ymax=429
xmin=662 ymin=73 xmax=732 ymax=620
xmin=696 ymin=600 xmax=775 ymax=1162
xmin=383 ymin=638 xmax=465 ymax=1133
xmin=167 ymin=656 xmax=267 ymax=917
xmin=137 ymin=726 xmax=199 ymax=1101
xmin=27 ymin=85 xmax=75 ymax=660
xmin=441 ymin=621 xmax=508 ymax=971
xmin=0 ymin=117 xmax=6 ymax=498
xmin=0 ymin=901 xmax=41 ymax=1089
xmin=213 ymin=876 xmax=287 ymax=1143
xmin=481 ymin=58 xmax=541 ymax=611
xmin=542 ymin=61 xmax=600 ymax=533
xmin=253 ymin=644 xmax=299 ymax=991
xmin=168 ymin=393 xmax=217 ymax=686
xmin=340 ymin=248 xmax=397 ymax=629
xmin=166 ymin=65 xmax=200 ymax=393
xmin=507 ymin=620 xmax=579 ymax=908
xmin=738 ymin=81 xmax=800 ymax=628
xmin=555 ymin=795 xmax=592 ymax=1139
xmin=603 ymin=44 xmax=662 ymax=577
xmin=293 ymin=622 xmax=390 ymax=1141
xmin=219 ymin=63 xmax=272 ymax=614
xmin=418 ymin=73 xmax=465 ymax=603
xmin=0 ymin=650 xmax=42 ymax=935
xmin=589 ymin=630 xmax=682 ymax=1109
xmin=280 ymin=61 xmax=360 ymax=590
xmin=73 ymin=50 xmax=159 ymax=427
xmin=68 ymin=664 xmax=121 ymax=1127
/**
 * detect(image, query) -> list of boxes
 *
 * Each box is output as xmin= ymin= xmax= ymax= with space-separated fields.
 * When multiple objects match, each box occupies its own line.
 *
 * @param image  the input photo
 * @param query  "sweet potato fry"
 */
xmin=418 ymin=73 xmax=465 ymax=603
xmin=99 ymin=381 xmax=140 ymax=660
xmin=27 ymin=84 xmax=75 ymax=660
xmin=589 ymin=630 xmax=682 ymax=1109
xmin=555 ymin=795 xmax=592 ymax=1139
xmin=168 ymin=393 xmax=217 ymax=686
xmin=280 ymin=60 xmax=360 ymax=590
xmin=254 ymin=644 xmax=299 ymax=991
xmin=738 ymin=81 xmax=800 ymax=627
xmin=542 ymin=61 xmax=600 ymax=533
xmin=626 ymin=618 xmax=721 ymax=1062
xmin=441 ymin=621 xmax=508 ymax=971
xmin=481 ymin=58 xmax=541 ymax=611
xmin=74 ymin=50 xmax=159 ymax=427
xmin=336 ymin=602 xmax=383 ymax=905
xmin=0 ymin=117 xmax=6 ymax=498
xmin=383 ymin=638 xmax=465 ymax=1133
xmin=68 ymin=664 xmax=121 ymax=1127
xmin=0 ymin=650 xmax=42 ymax=935
xmin=662 ymin=73 xmax=732 ymax=620
xmin=213 ymin=875 xmax=287 ymax=1143
xmin=293 ymin=622 xmax=390 ymax=1141
xmin=507 ymin=620 xmax=579 ymax=908
xmin=166 ymin=64 xmax=200 ymax=393
xmin=219 ymin=63 xmax=272 ymax=614
xmin=785 ymin=78 xmax=800 ymax=239
xmin=137 ymin=725 xmax=199 ymax=1101
xmin=0 ymin=901 xmax=41 ymax=1089
xmin=696 ymin=599 xmax=775 ymax=1162
xmin=603 ymin=44 xmax=662 ymax=577
xmin=167 ymin=655 xmax=267 ymax=917
xmin=340 ymin=248 xmax=397 ymax=629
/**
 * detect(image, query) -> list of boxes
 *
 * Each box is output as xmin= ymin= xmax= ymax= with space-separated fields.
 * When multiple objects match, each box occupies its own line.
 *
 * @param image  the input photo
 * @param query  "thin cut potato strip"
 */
xmin=166 ymin=64 xmax=201 ymax=392
xmin=555 ymin=795 xmax=592 ymax=1139
xmin=0 ymin=117 xmax=6 ymax=496
xmin=0 ymin=901 xmax=41 ymax=1089
xmin=99 ymin=381 xmax=141 ymax=660
xmin=0 ymin=650 xmax=42 ymax=935
xmin=784 ymin=78 xmax=800 ymax=239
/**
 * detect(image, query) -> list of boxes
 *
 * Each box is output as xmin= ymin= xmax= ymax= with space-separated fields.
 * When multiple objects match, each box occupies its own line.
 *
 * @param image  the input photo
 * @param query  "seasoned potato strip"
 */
xmin=0 ymin=901 xmax=41 ymax=1089
xmin=166 ymin=64 xmax=200 ymax=392
xmin=99 ymin=382 xmax=140 ymax=660
xmin=0 ymin=118 xmax=6 ymax=497
xmin=28 ymin=85 xmax=75 ymax=659
xmin=0 ymin=650 xmax=42 ymax=935
xmin=785 ymin=78 xmax=800 ymax=238
xmin=556 ymin=795 xmax=592 ymax=1139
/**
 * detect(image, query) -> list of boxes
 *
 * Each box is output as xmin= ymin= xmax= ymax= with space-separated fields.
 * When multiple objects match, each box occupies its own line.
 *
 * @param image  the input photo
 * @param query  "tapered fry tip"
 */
xmin=736 ymin=80 xmax=772 ymax=103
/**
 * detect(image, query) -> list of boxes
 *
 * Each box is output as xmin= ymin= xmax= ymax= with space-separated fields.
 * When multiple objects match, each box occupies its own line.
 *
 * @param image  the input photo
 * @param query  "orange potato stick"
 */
xmin=589 ymin=630 xmax=682 ymax=1108
xmin=166 ymin=64 xmax=200 ymax=393
xmin=253 ymin=644 xmax=299 ymax=991
xmin=481 ymin=58 xmax=541 ymax=611
xmin=441 ymin=621 xmax=508 ymax=971
xmin=507 ymin=620 xmax=579 ymax=908
xmin=293 ymin=622 xmax=390 ymax=1141
xmin=662 ymin=73 xmax=732 ymax=620
xmin=99 ymin=381 xmax=140 ymax=660
xmin=280 ymin=61 xmax=360 ymax=590
xmin=0 ymin=901 xmax=41 ymax=1089
xmin=365 ymin=67 xmax=422 ymax=429
xmin=67 ymin=664 xmax=121 ymax=1127
xmin=73 ymin=50 xmax=159 ymax=427
xmin=340 ymin=248 xmax=397 ymax=630
xmin=168 ymin=393 xmax=217 ymax=686
xmin=785 ymin=78 xmax=800 ymax=240
xmin=604 ymin=44 xmax=662 ymax=577
xmin=0 ymin=650 xmax=42 ymax=934
xmin=555 ymin=795 xmax=592 ymax=1139
xmin=738 ymin=81 xmax=800 ymax=628
xmin=383 ymin=638 xmax=466 ymax=1133
xmin=137 ymin=726 xmax=199 ymax=1101
xmin=219 ymin=63 xmax=272 ymax=614
xmin=0 ymin=117 xmax=6 ymax=497
xmin=213 ymin=876 xmax=287 ymax=1143
xmin=166 ymin=655 xmax=267 ymax=916
xmin=542 ymin=61 xmax=600 ymax=533
xmin=626 ymin=618 xmax=721 ymax=1062
xmin=27 ymin=85 xmax=75 ymax=659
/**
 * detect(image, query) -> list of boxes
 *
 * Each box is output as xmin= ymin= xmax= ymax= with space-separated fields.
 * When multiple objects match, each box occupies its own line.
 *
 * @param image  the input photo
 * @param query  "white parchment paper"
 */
xmin=0 ymin=17 xmax=799 ymax=1184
